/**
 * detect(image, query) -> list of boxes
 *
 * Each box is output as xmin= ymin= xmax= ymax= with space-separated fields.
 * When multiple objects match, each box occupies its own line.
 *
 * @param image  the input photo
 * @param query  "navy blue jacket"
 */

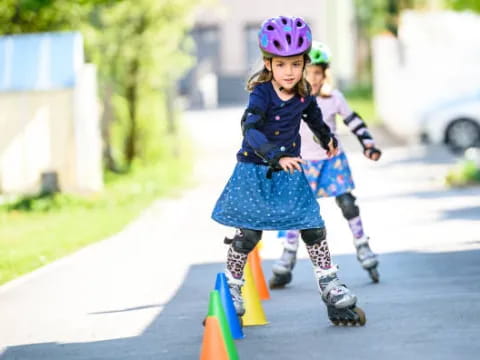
xmin=237 ymin=81 xmax=334 ymax=166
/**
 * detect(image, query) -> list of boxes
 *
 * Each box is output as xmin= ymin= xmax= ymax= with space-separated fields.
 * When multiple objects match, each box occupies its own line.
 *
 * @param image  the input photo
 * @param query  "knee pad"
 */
xmin=300 ymin=228 xmax=326 ymax=246
xmin=336 ymin=193 xmax=359 ymax=220
xmin=231 ymin=228 xmax=262 ymax=254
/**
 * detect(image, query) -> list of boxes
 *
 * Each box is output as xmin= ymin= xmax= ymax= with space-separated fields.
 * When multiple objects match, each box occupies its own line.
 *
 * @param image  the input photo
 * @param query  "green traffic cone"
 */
xmin=207 ymin=290 xmax=239 ymax=360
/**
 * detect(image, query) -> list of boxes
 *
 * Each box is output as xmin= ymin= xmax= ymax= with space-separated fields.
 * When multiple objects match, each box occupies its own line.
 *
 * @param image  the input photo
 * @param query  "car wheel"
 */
xmin=445 ymin=118 xmax=480 ymax=152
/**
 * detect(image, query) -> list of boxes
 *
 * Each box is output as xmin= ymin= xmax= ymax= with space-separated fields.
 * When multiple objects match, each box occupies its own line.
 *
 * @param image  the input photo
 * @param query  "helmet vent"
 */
xmin=298 ymin=37 xmax=304 ymax=48
xmin=281 ymin=18 xmax=287 ymax=25
xmin=286 ymin=34 xmax=291 ymax=45
xmin=267 ymin=25 xmax=274 ymax=31
xmin=296 ymin=20 xmax=303 ymax=27
xmin=273 ymin=40 xmax=282 ymax=50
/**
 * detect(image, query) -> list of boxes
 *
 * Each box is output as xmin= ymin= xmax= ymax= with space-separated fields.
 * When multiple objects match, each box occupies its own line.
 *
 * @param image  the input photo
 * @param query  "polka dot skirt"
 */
xmin=212 ymin=162 xmax=324 ymax=230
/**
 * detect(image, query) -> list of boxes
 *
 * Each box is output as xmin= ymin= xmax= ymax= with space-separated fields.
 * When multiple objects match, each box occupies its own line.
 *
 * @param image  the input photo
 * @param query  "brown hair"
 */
xmin=246 ymin=53 xmax=311 ymax=98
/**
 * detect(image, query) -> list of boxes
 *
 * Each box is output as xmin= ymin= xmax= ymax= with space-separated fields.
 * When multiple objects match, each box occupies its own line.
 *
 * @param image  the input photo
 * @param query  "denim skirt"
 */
xmin=212 ymin=162 xmax=324 ymax=230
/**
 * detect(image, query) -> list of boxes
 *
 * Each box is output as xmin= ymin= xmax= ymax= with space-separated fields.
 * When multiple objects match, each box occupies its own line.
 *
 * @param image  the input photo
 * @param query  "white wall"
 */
xmin=72 ymin=64 xmax=103 ymax=194
xmin=0 ymin=90 xmax=70 ymax=193
xmin=0 ymin=64 xmax=103 ymax=195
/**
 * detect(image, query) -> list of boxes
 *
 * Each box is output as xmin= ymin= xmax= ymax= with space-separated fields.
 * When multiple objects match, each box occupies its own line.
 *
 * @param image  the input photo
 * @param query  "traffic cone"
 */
xmin=241 ymin=262 xmax=269 ymax=326
xmin=248 ymin=246 xmax=270 ymax=301
xmin=200 ymin=316 xmax=228 ymax=360
xmin=207 ymin=290 xmax=240 ymax=360
xmin=214 ymin=273 xmax=245 ymax=339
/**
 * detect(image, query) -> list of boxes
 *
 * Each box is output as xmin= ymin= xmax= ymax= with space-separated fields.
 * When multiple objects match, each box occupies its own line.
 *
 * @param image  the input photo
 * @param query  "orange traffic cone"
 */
xmin=200 ymin=316 xmax=229 ymax=360
xmin=242 ymin=262 xmax=269 ymax=326
xmin=248 ymin=246 xmax=270 ymax=300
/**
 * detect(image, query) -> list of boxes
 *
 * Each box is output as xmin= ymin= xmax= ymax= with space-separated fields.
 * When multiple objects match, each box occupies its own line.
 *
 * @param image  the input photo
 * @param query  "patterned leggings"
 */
xmin=304 ymin=239 xmax=331 ymax=269
xmin=226 ymin=227 xmax=332 ymax=279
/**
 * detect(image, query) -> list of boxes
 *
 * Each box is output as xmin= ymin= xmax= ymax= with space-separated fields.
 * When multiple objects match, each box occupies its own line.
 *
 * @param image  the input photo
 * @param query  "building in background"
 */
xmin=180 ymin=0 xmax=357 ymax=108
xmin=0 ymin=32 xmax=103 ymax=195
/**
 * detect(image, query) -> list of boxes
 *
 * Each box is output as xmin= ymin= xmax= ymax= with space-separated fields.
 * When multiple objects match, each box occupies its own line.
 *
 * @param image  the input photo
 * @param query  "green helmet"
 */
xmin=309 ymin=41 xmax=331 ymax=65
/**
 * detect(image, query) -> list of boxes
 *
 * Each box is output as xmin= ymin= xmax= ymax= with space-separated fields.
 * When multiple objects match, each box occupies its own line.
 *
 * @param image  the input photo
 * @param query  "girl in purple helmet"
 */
xmin=212 ymin=16 xmax=365 ymax=326
xmin=269 ymin=42 xmax=382 ymax=290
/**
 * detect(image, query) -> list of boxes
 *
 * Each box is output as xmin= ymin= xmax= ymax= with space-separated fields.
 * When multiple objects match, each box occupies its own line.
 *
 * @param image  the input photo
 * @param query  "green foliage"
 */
xmin=445 ymin=159 xmax=480 ymax=186
xmin=83 ymin=0 xmax=196 ymax=166
xmin=354 ymin=0 xmax=434 ymax=36
xmin=5 ymin=193 xmax=94 ymax=212
xmin=446 ymin=0 xmax=480 ymax=12
xmin=354 ymin=0 xmax=392 ymax=36
xmin=85 ymin=0 xmax=194 ymax=90
xmin=0 ymin=0 xmax=109 ymax=34
xmin=343 ymin=84 xmax=373 ymax=99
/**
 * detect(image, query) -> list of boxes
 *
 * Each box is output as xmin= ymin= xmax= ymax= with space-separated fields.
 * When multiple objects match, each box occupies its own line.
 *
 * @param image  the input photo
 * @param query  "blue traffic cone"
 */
xmin=215 ymin=272 xmax=245 ymax=339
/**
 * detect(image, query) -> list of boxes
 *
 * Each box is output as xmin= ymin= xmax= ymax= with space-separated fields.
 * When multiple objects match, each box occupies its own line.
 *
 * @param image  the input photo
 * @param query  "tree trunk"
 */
xmin=354 ymin=15 xmax=370 ymax=85
xmin=124 ymin=60 xmax=139 ymax=167
xmin=165 ymin=79 xmax=180 ymax=157
xmin=101 ymin=84 xmax=121 ymax=172
xmin=165 ymin=80 xmax=176 ymax=135
xmin=124 ymin=15 xmax=146 ymax=167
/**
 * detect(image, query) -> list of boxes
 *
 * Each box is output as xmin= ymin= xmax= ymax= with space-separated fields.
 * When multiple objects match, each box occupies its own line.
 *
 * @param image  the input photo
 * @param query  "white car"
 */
xmin=421 ymin=93 xmax=480 ymax=152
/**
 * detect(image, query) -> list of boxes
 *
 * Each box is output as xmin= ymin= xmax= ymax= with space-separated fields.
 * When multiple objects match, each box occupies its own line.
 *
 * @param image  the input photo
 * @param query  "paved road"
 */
xmin=1 ymin=107 xmax=479 ymax=359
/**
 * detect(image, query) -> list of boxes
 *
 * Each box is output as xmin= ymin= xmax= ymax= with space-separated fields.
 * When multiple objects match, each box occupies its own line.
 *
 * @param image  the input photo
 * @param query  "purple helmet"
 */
xmin=258 ymin=16 xmax=312 ymax=57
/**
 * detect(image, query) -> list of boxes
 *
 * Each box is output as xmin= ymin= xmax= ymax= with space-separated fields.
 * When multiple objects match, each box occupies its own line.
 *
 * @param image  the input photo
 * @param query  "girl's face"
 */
xmin=264 ymin=54 xmax=304 ymax=92
xmin=305 ymin=65 xmax=325 ymax=95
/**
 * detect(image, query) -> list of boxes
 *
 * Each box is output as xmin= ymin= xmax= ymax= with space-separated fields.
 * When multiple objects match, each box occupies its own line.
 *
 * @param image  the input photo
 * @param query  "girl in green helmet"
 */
xmin=270 ymin=41 xmax=382 ymax=288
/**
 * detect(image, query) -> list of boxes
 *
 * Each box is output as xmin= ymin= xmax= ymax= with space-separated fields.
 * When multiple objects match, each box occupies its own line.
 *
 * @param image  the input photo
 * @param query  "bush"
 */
xmin=445 ymin=159 xmax=480 ymax=186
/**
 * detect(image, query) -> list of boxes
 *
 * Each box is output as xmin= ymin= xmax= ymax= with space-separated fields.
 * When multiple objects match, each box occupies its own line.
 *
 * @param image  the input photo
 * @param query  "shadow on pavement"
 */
xmin=439 ymin=205 xmax=480 ymax=221
xmin=363 ymin=186 xmax=480 ymax=203
xmin=2 ymin=249 xmax=480 ymax=360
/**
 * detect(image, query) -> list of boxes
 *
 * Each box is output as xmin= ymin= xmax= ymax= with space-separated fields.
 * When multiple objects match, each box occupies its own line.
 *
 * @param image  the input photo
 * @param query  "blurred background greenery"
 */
xmin=1 ymin=0 xmax=479 ymax=285
xmin=2 ymin=0 xmax=479 ymax=172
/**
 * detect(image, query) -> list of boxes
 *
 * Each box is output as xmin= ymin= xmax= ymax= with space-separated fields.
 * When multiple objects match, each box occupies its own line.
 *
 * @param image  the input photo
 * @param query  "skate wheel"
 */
xmin=268 ymin=277 xmax=286 ymax=289
xmin=268 ymin=272 xmax=292 ymax=289
xmin=330 ymin=318 xmax=349 ymax=326
xmin=369 ymin=268 xmax=380 ymax=283
xmin=353 ymin=307 xmax=366 ymax=326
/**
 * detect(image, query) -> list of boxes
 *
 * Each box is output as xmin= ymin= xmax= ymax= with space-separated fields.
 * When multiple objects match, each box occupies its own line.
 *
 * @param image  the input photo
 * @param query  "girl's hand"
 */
xmin=363 ymin=144 xmax=382 ymax=161
xmin=326 ymin=139 xmax=339 ymax=158
xmin=278 ymin=157 xmax=305 ymax=174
